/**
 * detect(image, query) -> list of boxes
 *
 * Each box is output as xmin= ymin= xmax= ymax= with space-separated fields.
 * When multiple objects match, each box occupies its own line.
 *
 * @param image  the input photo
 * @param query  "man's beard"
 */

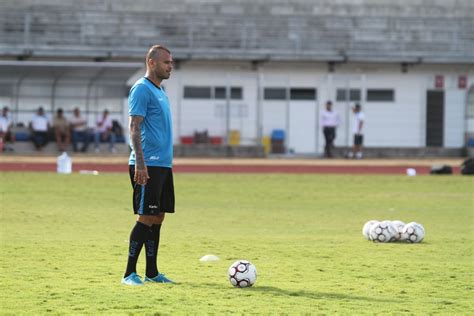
xmin=157 ymin=70 xmax=170 ymax=80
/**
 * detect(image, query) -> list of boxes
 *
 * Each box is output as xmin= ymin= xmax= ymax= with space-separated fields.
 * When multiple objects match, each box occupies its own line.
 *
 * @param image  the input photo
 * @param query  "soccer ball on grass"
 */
xmin=369 ymin=220 xmax=398 ymax=243
xmin=401 ymin=222 xmax=425 ymax=243
xmin=362 ymin=220 xmax=380 ymax=240
xmin=228 ymin=260 xmax=257 ymax=288
xmin=390 ymin=220 xmax=406 ymax=241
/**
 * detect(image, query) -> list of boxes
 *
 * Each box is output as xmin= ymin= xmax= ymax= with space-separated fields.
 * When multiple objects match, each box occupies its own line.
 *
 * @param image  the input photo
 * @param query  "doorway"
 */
xmin=426 ymin=90 xmax=444 ymax=147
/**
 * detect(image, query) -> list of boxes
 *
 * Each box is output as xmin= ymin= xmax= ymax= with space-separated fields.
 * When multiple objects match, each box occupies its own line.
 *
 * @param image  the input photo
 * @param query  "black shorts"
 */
xmin=354 ymin=134 xmax=364 ymax=146
xmin=129 ymin=165 xmax=175 ymax=215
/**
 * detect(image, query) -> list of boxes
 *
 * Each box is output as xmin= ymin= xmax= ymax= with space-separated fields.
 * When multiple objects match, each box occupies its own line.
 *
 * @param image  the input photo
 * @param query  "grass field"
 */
xmin=0 ymin=172 xmax=473 ymax=314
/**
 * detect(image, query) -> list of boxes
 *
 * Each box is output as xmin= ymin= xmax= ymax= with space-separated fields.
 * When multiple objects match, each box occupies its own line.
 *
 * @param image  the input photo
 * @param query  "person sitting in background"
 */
xmin=94 ymin=109 xmax=116 ymax=153
xmin=0 ymin=106 xmax=15 ymax=152
xmin=70 ymin=107 xmax=90 ymax=152
xmin=29 ymin=107 xmax=50 ymax=151
xmin=53 ymin=108 xmax=70 ymax=152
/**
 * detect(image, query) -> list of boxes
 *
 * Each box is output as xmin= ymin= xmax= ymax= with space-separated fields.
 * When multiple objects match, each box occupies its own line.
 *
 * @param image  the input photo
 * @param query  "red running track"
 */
xmin=0 ymin=162 xmax=460 ymax=174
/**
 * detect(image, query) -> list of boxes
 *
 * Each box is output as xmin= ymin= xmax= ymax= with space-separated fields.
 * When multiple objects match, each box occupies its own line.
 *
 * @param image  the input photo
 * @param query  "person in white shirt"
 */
xmin=94 ymin=109 xmax=116 ymax=152
xmin=70 ymin=107 xmax=91 ymax=152
xmin=0 ymin=106 xmax=15 ymax=152
xmin=320 ymin=101 xmax=340 ymax=158
xmin=29 ymin=107 xmax=50 ymax=151
xmin=348 ymin=103 xmax=365 ymax=159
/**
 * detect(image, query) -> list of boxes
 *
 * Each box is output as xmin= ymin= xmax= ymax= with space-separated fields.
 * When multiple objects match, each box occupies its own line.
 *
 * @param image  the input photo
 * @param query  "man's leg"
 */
xmin=143 ymin=168 xmax=175 ymax=284
xmin=55 ymin=131 xmax=63 ymax=151
xmin=323 ymin=128 xmax=330 ymax=157
xmin=32 ymin=132 xmax=39 ymax=150
xmin=65 ymin=131 xmax=71 ymax=150
xmin=354 ymin=134 xmax=363 ymax=159
xmin=347 ymin=134 xmax=356 ymax=158
xmin=4 ymin=131 xmax=15 ymax=151
xmin=355 ymin=145 xmax=363 ymax=159
xmin=330 ymin=129 xmax=336 ymax=155
xmin=71 ymin=130 xmax=79 ymax=152
xmin=145 ymin=213 xmax=165 ymax=278
xmin=350 ymin=144 xmax=357 ymax=158
xmin=94 ymin=132 xmax=101 ymax=151
xmin=33 ymin=132 xmax=46 ymax=150
xmin=144 ymin=213 xmax=174 ymax=283
xmin=327 ymin=128 xmax=335 ymax=157
xmin=40 ymin=132 xmax=49 ymax=148
xmin=81 ymin=131 xmax=90 ymax=152
xmin=109 ymin=132 xmax=117 ymax=152
xmin=123 ymin=216 xmax=155 ymax=282
xmin=0 ymin=133 xmax=5 ymax=151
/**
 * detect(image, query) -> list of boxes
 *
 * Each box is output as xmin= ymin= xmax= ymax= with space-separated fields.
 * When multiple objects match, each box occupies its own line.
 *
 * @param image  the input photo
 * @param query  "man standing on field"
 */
xmin=348 ymin=103 xmax=365 ymax=159
xmin=122 ymin=45 xmax=175 ymax=285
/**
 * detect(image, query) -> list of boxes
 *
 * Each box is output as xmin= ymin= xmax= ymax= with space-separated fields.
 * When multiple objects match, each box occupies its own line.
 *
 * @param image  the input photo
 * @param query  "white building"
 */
xmin=164 ymin=61 xmax=473 ymax=154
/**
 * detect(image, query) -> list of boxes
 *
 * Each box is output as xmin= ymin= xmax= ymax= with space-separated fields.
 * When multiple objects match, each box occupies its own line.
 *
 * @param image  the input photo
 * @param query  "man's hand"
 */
xmin=134 ymin=165 xmax=149 ymax=185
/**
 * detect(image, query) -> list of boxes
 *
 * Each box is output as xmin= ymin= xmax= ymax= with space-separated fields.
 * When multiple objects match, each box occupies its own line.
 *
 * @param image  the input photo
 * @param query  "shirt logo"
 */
xmin=149 ymin=205 xmax=158 ymax=209
xmin=150 ymin=156 xmax=160 ymax=160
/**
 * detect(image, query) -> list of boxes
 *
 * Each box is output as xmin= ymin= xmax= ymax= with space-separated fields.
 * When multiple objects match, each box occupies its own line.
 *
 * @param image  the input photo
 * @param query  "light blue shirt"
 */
xmin=128 ymin=77 xmax=173 ymax=168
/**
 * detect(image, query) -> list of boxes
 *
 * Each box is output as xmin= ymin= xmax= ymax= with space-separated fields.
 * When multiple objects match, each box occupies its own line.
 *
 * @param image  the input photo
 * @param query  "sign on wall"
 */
xmin=458 ymin=75 xmax=467 ymax=89
xmin=435 ymin=75 xmax=444 ymax=89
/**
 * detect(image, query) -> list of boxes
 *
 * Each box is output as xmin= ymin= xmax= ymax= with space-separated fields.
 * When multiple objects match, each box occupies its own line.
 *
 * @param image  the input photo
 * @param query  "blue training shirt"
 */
xmin=128 ymin=77 xmax=173 ymax=168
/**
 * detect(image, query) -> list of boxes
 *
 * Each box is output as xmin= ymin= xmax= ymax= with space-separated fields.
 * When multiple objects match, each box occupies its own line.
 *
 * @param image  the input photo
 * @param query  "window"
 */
xmin=215 ymin=87 xmax=243 ymax=100
xmin=336 ymin=89 xmax=361 ymax=101
xmin=185 ymin=86 xmax=243 ymax=100
xmin=349 ymin=89 xmax=361 ymax=101
xmin=230 ymin=87 xmax=243 ymax=100
xmin=264 ymin=88 xmax=287 ymax=100
xmin=336 ymin=90 xmax=346 ymax=101
xmin=214 ymin=87 xmax=226 ymax=99
xmin=367 ymin=89 xmax=394 ymax=102
xmin=290 ymin=88 xmax=316 ymax=100
xmin=183 ymin=86 xmax=211 ymax=99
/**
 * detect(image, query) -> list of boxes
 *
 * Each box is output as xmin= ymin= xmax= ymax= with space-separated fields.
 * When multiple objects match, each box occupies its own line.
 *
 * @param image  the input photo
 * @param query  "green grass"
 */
xmin=0 ymin=172 xmax=473 ymax=314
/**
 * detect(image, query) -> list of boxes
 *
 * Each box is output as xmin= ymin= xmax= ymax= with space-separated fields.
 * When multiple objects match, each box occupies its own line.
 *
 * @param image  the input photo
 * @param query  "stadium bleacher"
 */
xmin=0 ymin=0 xmax=472 ymax=63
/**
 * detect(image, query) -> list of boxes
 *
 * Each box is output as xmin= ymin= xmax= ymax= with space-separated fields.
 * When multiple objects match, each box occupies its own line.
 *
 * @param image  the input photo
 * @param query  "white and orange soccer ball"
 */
xmin=228 ymin=260 xmax=257 ymax=288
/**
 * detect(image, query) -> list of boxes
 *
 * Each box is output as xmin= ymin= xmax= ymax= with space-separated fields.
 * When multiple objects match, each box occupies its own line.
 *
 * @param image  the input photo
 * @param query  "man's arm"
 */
xmin=71 ymin=119 xmax=86 ymax=129
xmin=358 ymin=120 xmax=364 ymax=134
xmin=129 ymin=115 xmax=149 ymax=185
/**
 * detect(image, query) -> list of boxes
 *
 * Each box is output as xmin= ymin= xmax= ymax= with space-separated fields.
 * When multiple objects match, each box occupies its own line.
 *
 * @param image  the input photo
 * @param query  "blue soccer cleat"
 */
xmin=121 ymin=272 xmax=144 ymax=286
xmin=144 ymin=273 xmax=175 ymax=284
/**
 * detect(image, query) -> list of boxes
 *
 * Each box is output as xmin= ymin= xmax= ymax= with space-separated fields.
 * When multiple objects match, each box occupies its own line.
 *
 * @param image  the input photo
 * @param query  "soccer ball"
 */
xmin=390 ymin=220 xmax=406 ymax=241
xmin=362 ymin=220 xmax=380 ymax=240
xmin=369 ymin=220 xmax=398 ymax=243
xmin=228 ymin=260 xmax=257 ymax=288
xmin=401 ymin=222 xmax=425 ymax=243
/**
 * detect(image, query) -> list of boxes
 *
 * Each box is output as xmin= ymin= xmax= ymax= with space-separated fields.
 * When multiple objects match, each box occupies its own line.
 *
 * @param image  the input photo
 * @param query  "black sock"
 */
xmin=145 ymin=224 xmax=162 ymax=278
xmin=124 ymin=221 xmax=152 ymax=278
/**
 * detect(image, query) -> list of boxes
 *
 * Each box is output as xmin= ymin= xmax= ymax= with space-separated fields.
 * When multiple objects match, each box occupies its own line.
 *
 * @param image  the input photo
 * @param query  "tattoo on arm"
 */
xmin=129 ymin=116 xmax=145 ymax=169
